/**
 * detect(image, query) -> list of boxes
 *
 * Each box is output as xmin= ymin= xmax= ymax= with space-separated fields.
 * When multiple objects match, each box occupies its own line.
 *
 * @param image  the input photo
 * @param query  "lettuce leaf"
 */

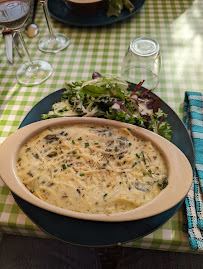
xmin=41 ymin=73 xmax=173 ymax=141
xmin=107 ymin=0 xmax=134 ymax=17
xmin=123 ymin=0 xmax=134 ymax=12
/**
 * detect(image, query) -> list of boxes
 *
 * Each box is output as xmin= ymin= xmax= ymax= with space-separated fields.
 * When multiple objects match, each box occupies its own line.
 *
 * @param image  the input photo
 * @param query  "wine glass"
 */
xmin=121 ymin=37 xmax=161 ymax=90
xmin=0 ymin=0 xmax=52 ymax=86
xmin=38 ymin=0 xmax=70 ymax=53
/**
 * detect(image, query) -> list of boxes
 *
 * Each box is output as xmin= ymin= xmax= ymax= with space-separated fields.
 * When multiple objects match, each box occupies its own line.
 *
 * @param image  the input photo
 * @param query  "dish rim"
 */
xmin=66 ymin=0 xmax=102 ymax=3
xmin=0 ymin=117 xmax=193 ymax=222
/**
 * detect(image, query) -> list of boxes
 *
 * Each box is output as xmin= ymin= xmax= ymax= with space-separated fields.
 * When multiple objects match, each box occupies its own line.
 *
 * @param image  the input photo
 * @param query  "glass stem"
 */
xmin=40 ymin=0 xmax=55 ymax=38
xmin=15 ymin=30 xmax=34 ymax=65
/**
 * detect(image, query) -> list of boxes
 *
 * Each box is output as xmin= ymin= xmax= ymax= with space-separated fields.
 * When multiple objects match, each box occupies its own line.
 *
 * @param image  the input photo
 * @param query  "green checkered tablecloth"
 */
xmin=0 ymin=0 xmax=203 ymax=252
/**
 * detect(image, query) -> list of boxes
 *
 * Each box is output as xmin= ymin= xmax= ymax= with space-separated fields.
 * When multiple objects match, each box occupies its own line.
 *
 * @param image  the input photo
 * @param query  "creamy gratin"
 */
xmin=16 ymin=124 xmax=168 ymax=214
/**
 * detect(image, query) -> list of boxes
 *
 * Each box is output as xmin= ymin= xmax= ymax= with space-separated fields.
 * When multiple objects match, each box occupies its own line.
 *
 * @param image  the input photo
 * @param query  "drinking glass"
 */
xmin=0 ymin=0 xmax=52 ymax=86
xmin=121 ymin=37 xmax=161 ymax=90
xmin=38 ymin=0 xmax=70 ymax=53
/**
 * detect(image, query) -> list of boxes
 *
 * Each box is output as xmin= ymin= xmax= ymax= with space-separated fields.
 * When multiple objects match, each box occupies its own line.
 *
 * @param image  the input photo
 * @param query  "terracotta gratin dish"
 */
xmin=65 ymin=0 xmax=103 ymax=16
xmin=0 ymin=117 xmax=193 ymax=222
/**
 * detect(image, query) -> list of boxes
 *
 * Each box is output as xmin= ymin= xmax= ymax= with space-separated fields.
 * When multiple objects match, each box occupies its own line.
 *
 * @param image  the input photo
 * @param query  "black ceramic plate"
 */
xmin=12 ymin=86 xmax=194 ymax=247
xmin=47 ymin=0 xmax=145 ymax=27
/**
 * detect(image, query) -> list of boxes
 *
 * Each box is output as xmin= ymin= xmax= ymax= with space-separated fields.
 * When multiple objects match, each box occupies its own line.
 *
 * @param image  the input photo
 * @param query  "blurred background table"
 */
xmin=0 ymin=0 xmax=203 ymax=253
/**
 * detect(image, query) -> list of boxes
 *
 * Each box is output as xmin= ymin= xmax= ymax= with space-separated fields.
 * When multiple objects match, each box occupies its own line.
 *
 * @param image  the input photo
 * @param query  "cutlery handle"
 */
xmin=2 ymin=27 xmax=13 ymax=64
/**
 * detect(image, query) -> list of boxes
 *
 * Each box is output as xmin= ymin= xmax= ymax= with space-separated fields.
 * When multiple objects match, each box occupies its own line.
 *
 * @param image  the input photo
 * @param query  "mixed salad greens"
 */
xmin=106 ymin=0 xmax=134 ymax=17
xmin=41 ymin=73 xmax=173 ymax=141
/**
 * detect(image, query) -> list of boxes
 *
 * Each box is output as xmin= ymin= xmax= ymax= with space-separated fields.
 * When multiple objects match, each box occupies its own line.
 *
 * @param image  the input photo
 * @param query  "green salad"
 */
xmin=106 ymin=0 xmax=134 ymax=17
xmin=41 ymin=73 xmax=173 ymax=141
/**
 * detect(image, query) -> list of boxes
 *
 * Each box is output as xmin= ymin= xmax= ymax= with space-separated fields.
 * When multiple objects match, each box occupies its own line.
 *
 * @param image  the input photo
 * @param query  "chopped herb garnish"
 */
xmin=136 ymin=153 xmax=140 ymax=158
xmin=129 ymin=143 xmax=132 ymax=146
xmin=80 ymin=173 xmax=85 ymax=176
xmin=72 ymin=140 xmax=75 ymax=144
xmin=78 ymin=137 xmax=82 ymax=141
xmin=94 ymin=142 xmax=99 ymax=145
xmin=103 ymin=163 xmax=107 ymax=166
xmin=143 ymin=172 xmax=146 ymax=176
xmin=85 ymin=143 xmax=89 ymax=148
xmin=30 ymin=189 xmax=34 ymax=193
xmin=18 ymin=157 xmax=22 ymax=162
xmin=76 ymin=156 xmax=81 ymax=159
xmin=132 ymin=162 xmax=137 ymax=167
xmin=119 ymin=155 xmax=123 ymax=159
xmin=142 ymin=152 xmax=146 ymax=165
xmin=156 ymin=166 xmax=159 ymax=169
xmin=103 ymin=193 xmax=108 ymax=197
xmin=62 ymin=164 xmax=66 ymax=169
xmin=72 ymin=151 xmax=76 ymax=154
xmin=47 ymin=151 xmax=58 ymax=157
xmin=67 ymin=164 xmax=71 ymax=167
xmin=127 ymin=128 xmax=131 ymax=131
xmin=119 ymin=182 xmax=122 ymax=184
xmin=157 ymin=183 xmax=162 ymax=187
xmin=148 ymin=169 xmax=152 ymax=174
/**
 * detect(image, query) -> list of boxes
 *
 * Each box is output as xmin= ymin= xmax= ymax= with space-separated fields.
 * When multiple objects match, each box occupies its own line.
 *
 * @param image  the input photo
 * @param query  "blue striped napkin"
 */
xmin=183 ymin=91 xmax=203 ymax=250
